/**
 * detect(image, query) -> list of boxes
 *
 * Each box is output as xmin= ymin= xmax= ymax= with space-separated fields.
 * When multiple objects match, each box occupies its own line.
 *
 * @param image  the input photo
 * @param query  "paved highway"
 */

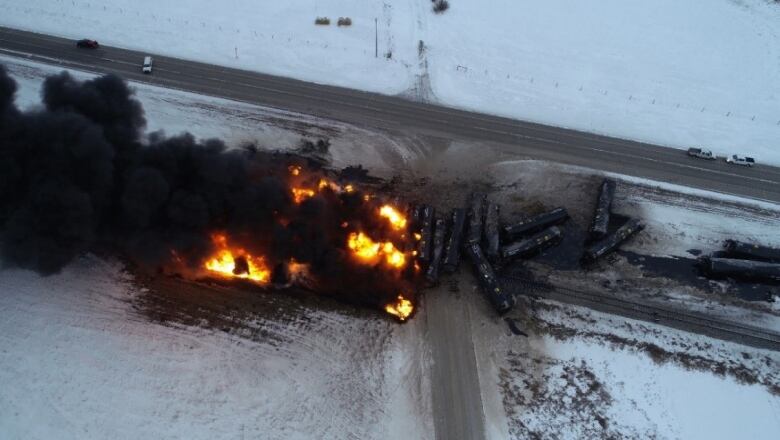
xmin=2 ymin=26 xmax=780 ymax=204
xmin=426 ymin=288 xmax=487 ymax=440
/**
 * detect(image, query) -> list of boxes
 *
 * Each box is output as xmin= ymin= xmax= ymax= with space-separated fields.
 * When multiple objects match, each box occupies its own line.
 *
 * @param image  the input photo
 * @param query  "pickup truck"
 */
xmin=687 ymin=148 xmax=715 ymax=160
xmin=726 ymin=155 xmax=755 ymax=167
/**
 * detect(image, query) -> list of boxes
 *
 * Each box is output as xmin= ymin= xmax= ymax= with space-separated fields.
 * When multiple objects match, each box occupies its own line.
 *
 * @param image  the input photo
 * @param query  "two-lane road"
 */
xmin=1 ymin=26 xmax=780 ymax=203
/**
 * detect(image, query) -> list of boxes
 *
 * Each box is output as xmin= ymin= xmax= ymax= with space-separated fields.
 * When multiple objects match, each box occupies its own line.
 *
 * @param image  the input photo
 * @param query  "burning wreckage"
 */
xmin=0 ymin=66 xmax=419 ymax=321
xmin=0 ymin=67 xmax=681 ymax=322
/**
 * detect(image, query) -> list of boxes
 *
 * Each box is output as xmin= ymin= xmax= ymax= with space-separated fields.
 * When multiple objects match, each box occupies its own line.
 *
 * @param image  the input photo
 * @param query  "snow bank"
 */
xmin=1 ymin=0 xmax=778 ymax=163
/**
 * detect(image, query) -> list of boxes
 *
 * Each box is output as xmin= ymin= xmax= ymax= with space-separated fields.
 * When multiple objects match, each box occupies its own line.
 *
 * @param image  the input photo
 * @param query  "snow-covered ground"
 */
xmin=0 ymin=255 xmax=432 ymax=440
xmin=472 ymin=296 xmax=780 ymax=439
xmin=1 ymin=0 xmax=778 ymax=163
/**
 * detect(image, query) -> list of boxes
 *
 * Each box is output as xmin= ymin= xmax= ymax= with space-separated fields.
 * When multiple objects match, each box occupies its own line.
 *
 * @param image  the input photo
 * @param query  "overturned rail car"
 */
xmin=583 ymin=218 xmax=643 ymax=262
xmin=425 ymin=217 xmax=447 ymax=286
xmin=723 ymin=240 xmax=780 ymax=263
xmin=700 ymin=257 xmax=780 ymax=281
xmin=484 ymin=203 xmax=501 ymax=261
xmin=589 ymin=179 xmax=616 ymax=240
xmin=502 ymin=207 xmax=568 ymax=239
xmin=416 ymin=204 xmax=435 ymax=263
xmin=466 ymin=242 xmax=515 ymax=314
xmin=442 ymin=208 xmax=466 ymax=273
xmin=466 ymin=192 xmax=486 ymax=244
xmin=501 ymin=226 xmax=563 ymax=260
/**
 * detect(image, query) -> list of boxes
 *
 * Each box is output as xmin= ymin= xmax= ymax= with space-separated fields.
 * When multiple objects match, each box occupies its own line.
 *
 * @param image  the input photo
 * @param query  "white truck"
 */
xmin=687 ymin=147 xmax=715 ymax=160
xmin=726 ymin=155 xmax=755 ymax=167
xmin=142 ymin=56 xmax=153 ymax=74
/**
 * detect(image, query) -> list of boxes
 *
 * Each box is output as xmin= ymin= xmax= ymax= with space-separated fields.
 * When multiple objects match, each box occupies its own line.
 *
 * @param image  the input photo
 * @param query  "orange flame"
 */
xmin=204 ymin=233 xmax=270 ymax=284
xmin=347 ymin=232 xmax=406 ymax=268
xmin=286 ymin=258 xmax=310 ymax=283
xmin=385 ymin=294 xmax=414 ymax=321
xmin=318 ymin=178 xmax=340 ymax=192
xmin=293 ymin=178 xmax=357 ymax=203
xmin=379 ymin=205 xmax=407 ymax=230
xmin=292 ymin=187 xmax=316 ymax=204
xmin=288 ymin=165 xmax=301 ymax=176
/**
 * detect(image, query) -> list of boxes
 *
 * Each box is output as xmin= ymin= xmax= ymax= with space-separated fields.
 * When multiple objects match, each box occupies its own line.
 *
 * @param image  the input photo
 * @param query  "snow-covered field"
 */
xmin=0 ymin=256 xmax=432 ymax=440
xmin=472 ymin=296 xmax=780 ymax=439
xmin=1 ymin=0 xmax=778 ymax=163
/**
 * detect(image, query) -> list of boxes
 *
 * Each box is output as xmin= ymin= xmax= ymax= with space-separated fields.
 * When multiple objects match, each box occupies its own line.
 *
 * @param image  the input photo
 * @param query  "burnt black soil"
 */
xmin=130 ymin=272 xmax=380 ymax=343
xmin=620 ymin=251 xmax=778 ymax=302
xmin=529 ymin=223 xmax=589 ymax=270
xmin=498 ymin=215 xmax=634 ymax=273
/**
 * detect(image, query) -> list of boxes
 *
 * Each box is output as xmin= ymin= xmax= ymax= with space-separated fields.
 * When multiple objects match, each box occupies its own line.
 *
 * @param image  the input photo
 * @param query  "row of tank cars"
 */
xmin=76 ymin=39 xmax=153 ymax=74
xmin=687 ymin=148 xmax=756 ymax=167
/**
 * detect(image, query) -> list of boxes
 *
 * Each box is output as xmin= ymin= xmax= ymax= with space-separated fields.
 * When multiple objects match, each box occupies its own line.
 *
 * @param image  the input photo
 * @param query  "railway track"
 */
xmin=503 ymin=275 xmax=780 ymax=351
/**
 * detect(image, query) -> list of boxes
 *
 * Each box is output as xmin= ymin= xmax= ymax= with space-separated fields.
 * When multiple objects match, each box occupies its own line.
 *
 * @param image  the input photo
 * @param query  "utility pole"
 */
xmin=375 ymin=18 xmax=378 ymax=58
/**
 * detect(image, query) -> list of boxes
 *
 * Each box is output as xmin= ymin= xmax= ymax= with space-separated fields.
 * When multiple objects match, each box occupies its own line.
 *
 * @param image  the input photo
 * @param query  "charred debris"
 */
xmin=0 ymin=66 xmax=430 ymax=321
xmin=0 ymin=66 xmax=648 ymax=321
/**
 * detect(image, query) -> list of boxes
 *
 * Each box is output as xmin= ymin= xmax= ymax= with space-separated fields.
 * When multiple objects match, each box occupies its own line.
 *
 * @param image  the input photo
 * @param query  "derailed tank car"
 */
xmin=723 ymin=240 xmax=780 ymax=263
xmin=589 ymin=179 xmax=616 ymax=240
xmin=583 ymin=218 xmax=643 ymax=262
xmin=466 ymin=192 xmax=486 ymax=244
xmin=501 ymin=226 xmax=563 ymax=260
xmin=483 ymin=203 xmax=501 ymax=261
xmin=425 ymin=217 xmax=447 ymax=286
xmin=699 ymin=257 xmax=780 ymax=281
xmin=442 ymin=208 xmax=466 ymax=273
xmin=503 ymin=207 xmax=568 ymax=239
xmin=465 ymin=242 xmax=515 ymax=314
xmin=416 ymin=204 xmax=435 ymax=263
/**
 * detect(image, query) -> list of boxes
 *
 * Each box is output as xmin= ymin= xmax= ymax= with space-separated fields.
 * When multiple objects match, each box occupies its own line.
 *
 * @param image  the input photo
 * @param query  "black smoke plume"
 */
xmin=0 ymin=65 xmax=415 ymax=309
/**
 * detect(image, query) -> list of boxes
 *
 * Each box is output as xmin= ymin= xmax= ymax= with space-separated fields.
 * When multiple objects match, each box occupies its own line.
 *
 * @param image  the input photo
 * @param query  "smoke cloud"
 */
xmin=0 ymin=65 xmax=413 ymax=308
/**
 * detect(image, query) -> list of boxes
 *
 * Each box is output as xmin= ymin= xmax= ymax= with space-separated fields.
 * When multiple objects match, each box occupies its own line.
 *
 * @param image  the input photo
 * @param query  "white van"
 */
xmin=142 ymin=56 xmax=153 ymax=74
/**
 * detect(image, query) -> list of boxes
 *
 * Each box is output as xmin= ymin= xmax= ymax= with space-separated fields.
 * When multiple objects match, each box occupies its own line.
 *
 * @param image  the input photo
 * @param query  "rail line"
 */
xmin=502 ymin=275 xmax=780 ymax=351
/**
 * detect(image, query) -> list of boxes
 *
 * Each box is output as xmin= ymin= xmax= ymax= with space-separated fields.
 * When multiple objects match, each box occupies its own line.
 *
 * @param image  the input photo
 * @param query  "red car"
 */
xmin=76 ymin=39 xmax=99 ymax=49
